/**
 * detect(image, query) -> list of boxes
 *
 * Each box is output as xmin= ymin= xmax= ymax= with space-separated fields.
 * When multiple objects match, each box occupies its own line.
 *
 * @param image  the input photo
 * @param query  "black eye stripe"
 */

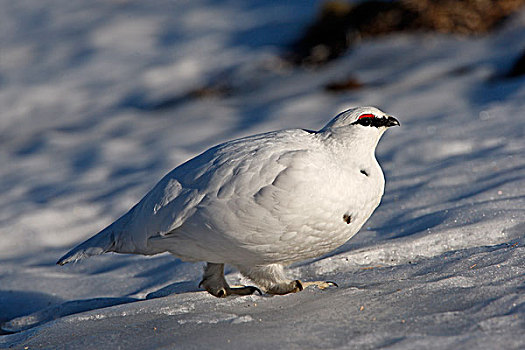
xmin=352 ymin=116 xmax=387 ymax=127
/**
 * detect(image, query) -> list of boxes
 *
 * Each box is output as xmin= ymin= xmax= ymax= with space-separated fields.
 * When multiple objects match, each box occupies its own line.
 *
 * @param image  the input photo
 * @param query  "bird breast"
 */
xmin=164 ymin=143 xmax=385 ymax=265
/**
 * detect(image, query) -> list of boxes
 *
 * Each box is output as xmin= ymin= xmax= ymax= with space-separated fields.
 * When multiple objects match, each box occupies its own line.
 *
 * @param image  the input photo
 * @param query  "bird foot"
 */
xmin=266 ymin=280 xmax=338 ymax=295
xmin=199 ymin=263 xmax=262 ymax=298
xmin=228 ymin=285 xmax=263 ymax=296
xmin=199 ymin=280 xmax=262 ymax=298
xmin=300 ymin=280 xmax=338 ymax=290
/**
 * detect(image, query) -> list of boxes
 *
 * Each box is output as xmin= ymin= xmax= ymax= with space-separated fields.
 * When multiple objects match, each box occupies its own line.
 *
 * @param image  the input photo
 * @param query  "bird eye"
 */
xmin=360 ymin=118 xmax=372 ymax=126
xmin=358 ymin=114 xmax=375 ymax=119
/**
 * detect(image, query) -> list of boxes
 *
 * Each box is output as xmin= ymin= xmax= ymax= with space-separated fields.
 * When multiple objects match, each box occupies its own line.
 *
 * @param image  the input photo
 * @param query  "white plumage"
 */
xmin=58 ymin=106 xmax=399 ymax=297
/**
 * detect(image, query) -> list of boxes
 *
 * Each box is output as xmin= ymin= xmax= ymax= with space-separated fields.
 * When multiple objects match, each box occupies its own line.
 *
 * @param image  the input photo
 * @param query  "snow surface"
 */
xmin=1 ymin=1 xmax=524 ymax=349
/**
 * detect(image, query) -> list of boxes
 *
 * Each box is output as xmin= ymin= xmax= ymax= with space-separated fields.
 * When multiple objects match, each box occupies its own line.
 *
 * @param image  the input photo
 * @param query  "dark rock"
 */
xmin=289 ymin=0 xmax=525 ymax=66
xmin=324 ymin=76 xmax=364 ymax=92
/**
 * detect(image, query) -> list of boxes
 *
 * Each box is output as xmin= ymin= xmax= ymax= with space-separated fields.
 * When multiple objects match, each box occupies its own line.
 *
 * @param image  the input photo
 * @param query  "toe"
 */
xmin=250 ymin=286 xmax=263 ymax=295
xmin=299 ymin=280 xmax=339 ymax=290
xmin=266 ymin=280 xmax=305 ymax=295
xmin=229 ymin=285 xmax=263 ymax=296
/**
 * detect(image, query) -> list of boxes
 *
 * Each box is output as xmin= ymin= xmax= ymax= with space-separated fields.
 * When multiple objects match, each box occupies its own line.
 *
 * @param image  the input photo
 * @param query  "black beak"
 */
xmin=386 ymin=116 xmax=400 ymax=127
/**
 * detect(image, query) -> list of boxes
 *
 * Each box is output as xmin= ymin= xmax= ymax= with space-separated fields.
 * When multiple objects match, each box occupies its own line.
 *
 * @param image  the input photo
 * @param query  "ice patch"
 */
xmin=156 ymin=304 xmax=195 ymax=316
xmin=177 ymin=313 xmax=253 ymax=325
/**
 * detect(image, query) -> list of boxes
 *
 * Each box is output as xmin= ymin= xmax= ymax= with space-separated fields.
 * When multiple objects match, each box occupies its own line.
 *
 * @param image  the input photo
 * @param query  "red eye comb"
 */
xmin=358 ymin=114 xmax=375 ymax=119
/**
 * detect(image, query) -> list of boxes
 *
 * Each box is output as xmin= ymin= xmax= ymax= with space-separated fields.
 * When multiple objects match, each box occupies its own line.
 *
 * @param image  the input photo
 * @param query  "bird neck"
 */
xmin=319 ymin=127 xmax=384 ymax=160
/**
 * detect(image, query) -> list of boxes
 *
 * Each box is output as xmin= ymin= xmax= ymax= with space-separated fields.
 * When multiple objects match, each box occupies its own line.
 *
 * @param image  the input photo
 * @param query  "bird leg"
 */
xmin=239 ymin=264 xmax=338 ymax=295
xmin=199 ymin=262 xmax=261 ymax=298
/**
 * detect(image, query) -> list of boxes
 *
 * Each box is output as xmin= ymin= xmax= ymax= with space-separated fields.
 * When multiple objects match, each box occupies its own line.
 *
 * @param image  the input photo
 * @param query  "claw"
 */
xmin=295 ymin=280 xmax=304 ymax=292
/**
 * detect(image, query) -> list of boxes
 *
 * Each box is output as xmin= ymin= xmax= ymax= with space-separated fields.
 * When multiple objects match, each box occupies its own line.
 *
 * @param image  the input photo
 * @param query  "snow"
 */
xmin=1 ymin=1 xmax=524 ymax=349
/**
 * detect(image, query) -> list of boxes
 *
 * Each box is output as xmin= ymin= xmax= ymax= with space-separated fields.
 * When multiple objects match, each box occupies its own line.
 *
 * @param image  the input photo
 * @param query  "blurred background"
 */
xmin=1 ymin=0 xmax=523 ymax=255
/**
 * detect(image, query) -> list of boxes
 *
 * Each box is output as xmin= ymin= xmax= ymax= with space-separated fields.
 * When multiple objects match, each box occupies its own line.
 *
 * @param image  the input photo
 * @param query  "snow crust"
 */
xmin=0 ymin=1 xmax=524 ymax=349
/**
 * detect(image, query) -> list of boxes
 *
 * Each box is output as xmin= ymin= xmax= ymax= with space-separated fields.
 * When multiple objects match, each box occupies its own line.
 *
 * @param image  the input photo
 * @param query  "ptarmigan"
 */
xmin=58 ymin=106 xmax=399 ymax=297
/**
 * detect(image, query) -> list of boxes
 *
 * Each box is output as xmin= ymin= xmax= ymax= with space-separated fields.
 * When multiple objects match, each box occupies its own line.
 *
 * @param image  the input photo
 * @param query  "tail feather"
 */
xmin=57 ymin=228 xmax=116 ymax=265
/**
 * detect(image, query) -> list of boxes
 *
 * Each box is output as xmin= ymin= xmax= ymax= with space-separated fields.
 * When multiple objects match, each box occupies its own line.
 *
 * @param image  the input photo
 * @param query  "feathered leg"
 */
xmin=239 ymin=264 xmax=337 ymax=295
xmin=199 ymin=263 xmax=261 ymax=298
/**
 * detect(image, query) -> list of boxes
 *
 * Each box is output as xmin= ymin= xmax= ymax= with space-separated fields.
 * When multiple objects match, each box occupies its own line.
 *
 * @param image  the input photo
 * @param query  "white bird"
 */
xmin=58 ymin=106 xmax=399 ymax=297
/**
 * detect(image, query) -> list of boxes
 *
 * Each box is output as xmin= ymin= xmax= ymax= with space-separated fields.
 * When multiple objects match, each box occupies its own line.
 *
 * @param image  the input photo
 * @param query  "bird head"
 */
xmin=321 ymin=106 xmax=400 ymax=132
